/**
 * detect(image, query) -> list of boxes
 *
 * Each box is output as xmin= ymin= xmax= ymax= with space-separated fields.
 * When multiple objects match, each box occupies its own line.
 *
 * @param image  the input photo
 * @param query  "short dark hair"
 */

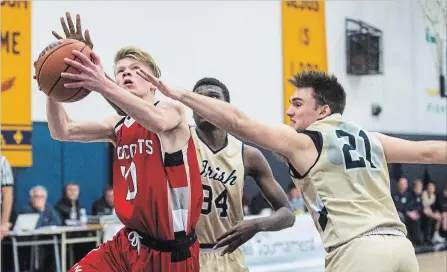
xmin=193 ymin=77 xmax=230 ymax=103
xmin=288 ymin=71 xmax=346 ymax=114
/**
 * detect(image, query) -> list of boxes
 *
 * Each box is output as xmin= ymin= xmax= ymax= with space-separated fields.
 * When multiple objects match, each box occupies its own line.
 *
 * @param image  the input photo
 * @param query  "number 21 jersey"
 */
xmin=289 ymin=114 xmax=406 ymax=251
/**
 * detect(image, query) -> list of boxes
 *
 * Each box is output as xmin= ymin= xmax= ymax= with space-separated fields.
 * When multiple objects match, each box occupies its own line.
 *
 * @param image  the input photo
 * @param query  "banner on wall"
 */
xmin=241 ymin=213 xmax=325 ymax=272
xmin=282 ymin=1 xmax=328 ymax=124
xmin=1 ymin=0 xmax=32 ymax=167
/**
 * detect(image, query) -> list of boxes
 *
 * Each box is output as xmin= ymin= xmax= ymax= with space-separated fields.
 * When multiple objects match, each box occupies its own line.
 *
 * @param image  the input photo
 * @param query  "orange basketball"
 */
xmin=35 ymin=39 xmax=92 ymax=103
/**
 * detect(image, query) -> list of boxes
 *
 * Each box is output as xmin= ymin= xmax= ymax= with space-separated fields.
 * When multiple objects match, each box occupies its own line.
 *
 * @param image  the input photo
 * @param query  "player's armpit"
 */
xmin=243 ymin=145 xmax=295 ymax=231
xmin=63 ymin=115 xmax=121 ymax=144
xmin=373 ymin=132 xmax=447 ymax=164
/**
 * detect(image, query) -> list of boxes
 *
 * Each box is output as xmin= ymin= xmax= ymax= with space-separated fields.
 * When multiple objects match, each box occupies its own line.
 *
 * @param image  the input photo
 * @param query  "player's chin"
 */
xmin=289 ymin=121 xmax=300 ymax=131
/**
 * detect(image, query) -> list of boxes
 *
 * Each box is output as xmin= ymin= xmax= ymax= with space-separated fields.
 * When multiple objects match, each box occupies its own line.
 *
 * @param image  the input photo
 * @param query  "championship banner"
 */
xmin=282 ymin=1 xmax=328 ymax=124
xmin=0 ymin=0 xmax=32 ymax=167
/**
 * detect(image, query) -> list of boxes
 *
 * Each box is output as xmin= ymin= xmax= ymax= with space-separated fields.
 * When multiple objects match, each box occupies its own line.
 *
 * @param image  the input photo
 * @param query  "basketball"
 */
xmin=35 ymin=38 xmax=92 ymax=103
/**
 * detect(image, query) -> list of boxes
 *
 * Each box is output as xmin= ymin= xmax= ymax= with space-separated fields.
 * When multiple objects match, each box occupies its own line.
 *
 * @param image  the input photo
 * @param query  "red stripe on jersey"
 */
xmin=166 ymin=165 xmax=189 ymax=188
xmin=113 ymin=119 xmax=203 ymax=240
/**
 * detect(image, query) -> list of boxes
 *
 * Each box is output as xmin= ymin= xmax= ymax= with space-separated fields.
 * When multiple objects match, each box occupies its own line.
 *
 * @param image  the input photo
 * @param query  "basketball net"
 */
xmin=419 ymin=0 xmax=446 ymax=96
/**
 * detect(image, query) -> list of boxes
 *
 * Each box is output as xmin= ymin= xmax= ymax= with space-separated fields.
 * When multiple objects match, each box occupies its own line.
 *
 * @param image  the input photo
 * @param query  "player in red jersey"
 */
xmin=44 ymin=13 xmax=203 ymax=271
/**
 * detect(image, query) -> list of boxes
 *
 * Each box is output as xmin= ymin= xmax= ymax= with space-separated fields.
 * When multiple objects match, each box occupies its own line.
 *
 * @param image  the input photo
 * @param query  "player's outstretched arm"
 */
xmin=373 ymin=133 xmax=447 ymax=164
xmin=213 ymin=145 xmax=295 ymax=255
xmin=60 ymin=51 xmax=184 ymax=133
xmin=46 ymin=97 xmax=120 ymax=144
xmin=138 ymin=72 xmax=310 ymax=159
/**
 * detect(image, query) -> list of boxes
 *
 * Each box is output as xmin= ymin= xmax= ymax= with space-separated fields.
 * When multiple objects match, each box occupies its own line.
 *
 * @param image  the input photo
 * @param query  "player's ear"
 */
xmin=319 ymin=105 xmax=331 ymax=117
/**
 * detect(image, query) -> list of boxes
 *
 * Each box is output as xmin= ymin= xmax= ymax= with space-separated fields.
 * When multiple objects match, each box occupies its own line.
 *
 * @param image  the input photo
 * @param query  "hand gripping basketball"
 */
xmin=60 ymin=50 xmax=108 ymax=92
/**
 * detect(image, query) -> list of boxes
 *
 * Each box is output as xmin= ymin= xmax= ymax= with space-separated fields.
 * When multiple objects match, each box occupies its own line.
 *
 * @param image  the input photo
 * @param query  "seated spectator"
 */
xmin=20 ymin=185 xmax=61 ymax=271
xmin=406 ymin=180 xmax=424 ymax=245
xmin=422 ymin=182 xmax=445 ymax=244
xmin=55 ymin=183 xmax=83 ymax=225
xmin=21 ymin=185 xmax=61 ymax=228
xmin=92 ymin=186 xmax=114 ymax=216
xmin=393 ymin=177 xmax=410 ymax=223
xmin=437 ymin=187 xmax=447 ymax=237
xmin=287 ymin=182 xmax=305 ymax=214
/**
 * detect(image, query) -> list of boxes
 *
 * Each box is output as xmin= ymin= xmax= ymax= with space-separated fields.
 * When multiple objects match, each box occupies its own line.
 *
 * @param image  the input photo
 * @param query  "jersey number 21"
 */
xmin=336 ymin=129 xmax=377 ymax=170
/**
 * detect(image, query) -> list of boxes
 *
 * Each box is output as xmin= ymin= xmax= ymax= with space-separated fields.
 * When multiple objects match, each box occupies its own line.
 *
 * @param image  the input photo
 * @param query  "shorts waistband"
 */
xmin=200 ymin=243 xmax=226 ymax=253
xmin=327 ymin=227 xmax=406 ymax=253
xmin=126 ymin=228 xmax=197 ymax=253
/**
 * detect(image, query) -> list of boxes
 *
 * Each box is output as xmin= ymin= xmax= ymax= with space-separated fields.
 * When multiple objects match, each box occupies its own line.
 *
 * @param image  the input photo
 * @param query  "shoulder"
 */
xmin=243 ymin=145 xmax=271 ymax=173
xmin=45 ymin=204 xmax=57 ymax=212
xmin=243 ymin=145 xmax=264 ymax=161
xmin=157 ymin=98 xmax=185 ymax=114
xmin=20 ymin=206 xmax=33 ymax=213
xmin=105 ymin=115 xmax=125 ymax=127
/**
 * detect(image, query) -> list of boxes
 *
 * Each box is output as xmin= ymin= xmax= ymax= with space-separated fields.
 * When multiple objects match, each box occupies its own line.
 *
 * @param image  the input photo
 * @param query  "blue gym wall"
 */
xmin=12 ymin=122 xmax=111 ymax=215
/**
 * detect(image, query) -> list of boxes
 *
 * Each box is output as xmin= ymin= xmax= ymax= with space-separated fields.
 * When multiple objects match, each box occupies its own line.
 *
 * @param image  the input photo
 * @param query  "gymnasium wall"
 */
xmin=326 ymin=0 xmax=446 ymax=134
xmin=13 ymin=122 xmax=111 ymax=214
xmin=30 ymin=1 xmax=446 ymax=135
xmin=31 ymin=1 xmax=283 ymax=126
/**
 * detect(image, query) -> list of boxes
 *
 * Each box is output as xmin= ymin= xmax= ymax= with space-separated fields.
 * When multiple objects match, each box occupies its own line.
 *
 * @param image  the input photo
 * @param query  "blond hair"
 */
xmin=114 ymin=46 xmax=161 ymax=78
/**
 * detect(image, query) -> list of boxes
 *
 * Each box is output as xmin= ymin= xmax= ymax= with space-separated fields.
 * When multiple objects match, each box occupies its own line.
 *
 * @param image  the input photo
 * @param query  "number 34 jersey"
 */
xmin=190 ymin=127 xmax=245 ymax=244
xmin=289 ymin=114 xmax=406 ymax=251
xmin=113 ymin=116 xmax=203 ymax=240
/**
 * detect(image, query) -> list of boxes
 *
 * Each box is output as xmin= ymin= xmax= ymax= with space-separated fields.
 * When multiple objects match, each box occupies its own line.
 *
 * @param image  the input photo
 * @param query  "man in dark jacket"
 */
xmin=55 ymin=183 xmax=83 ymax=225
xmin=92 ymin=186 xmax=114 ymax=216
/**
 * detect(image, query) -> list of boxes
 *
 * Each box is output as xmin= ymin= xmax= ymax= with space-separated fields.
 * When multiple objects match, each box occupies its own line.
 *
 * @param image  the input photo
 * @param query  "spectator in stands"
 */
xmin=407 ymin=179 xmax=424 ymax=245
xmin=393 ymin=177 xmax=410 ymax=223
xmin=422 ymin=182 xmax=445 ymax=244
xmin=437 ymin=187 xmax=447 ymax=237
xmin=0 ymin=155 xmax=14 ymax=240
xmin=92 ymin=186 xmax=114 ymax=216
xmin=287 ymin=182 xmax=305 ymax=214
xmin=55 ymin=183 xmax=83 ymax=225
xmin=21 ymin=185 xmax=61 ymax=228
xmin=20 ymin=185 xmax=61 ymax=271
xmin=393 ymin=177 xmax=424 ymax=245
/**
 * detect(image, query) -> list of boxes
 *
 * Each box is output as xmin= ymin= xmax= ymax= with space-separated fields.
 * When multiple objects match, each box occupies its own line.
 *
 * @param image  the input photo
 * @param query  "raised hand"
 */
xmin=136 ymin=69 xmax=185 ymax=101
xmin=60 ymin=50 xmax=108 ymax=92
xmin=52 ymin=12 xmax=93 ymax=48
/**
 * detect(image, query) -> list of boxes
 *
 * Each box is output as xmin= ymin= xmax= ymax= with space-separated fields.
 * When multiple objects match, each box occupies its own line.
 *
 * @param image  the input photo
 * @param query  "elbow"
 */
xmin=278 ymin=206 xmax=296 ymax=228
xmin=49 ymin=121 xmax=74 ymax=141
xmin=49 ymin=128 xmax=67 ymax=141
xmin=285 ymin=208 xmax=296 ymax=227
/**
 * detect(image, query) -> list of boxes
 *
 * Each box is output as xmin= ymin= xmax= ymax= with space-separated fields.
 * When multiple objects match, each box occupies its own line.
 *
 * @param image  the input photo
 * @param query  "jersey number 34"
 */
xmin=201 ymin=184 xmax=228 ymax=217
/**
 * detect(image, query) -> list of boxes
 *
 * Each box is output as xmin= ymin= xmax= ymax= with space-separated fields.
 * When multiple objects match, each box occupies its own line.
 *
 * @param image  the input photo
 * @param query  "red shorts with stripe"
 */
xmin=69 ymin=228 xmax=199 ymax=272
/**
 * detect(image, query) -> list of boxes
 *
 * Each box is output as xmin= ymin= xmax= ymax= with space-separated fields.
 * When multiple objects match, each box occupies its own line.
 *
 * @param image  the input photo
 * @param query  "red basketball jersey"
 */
xmin=113 ymin=116 xmax=203 ymax=240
